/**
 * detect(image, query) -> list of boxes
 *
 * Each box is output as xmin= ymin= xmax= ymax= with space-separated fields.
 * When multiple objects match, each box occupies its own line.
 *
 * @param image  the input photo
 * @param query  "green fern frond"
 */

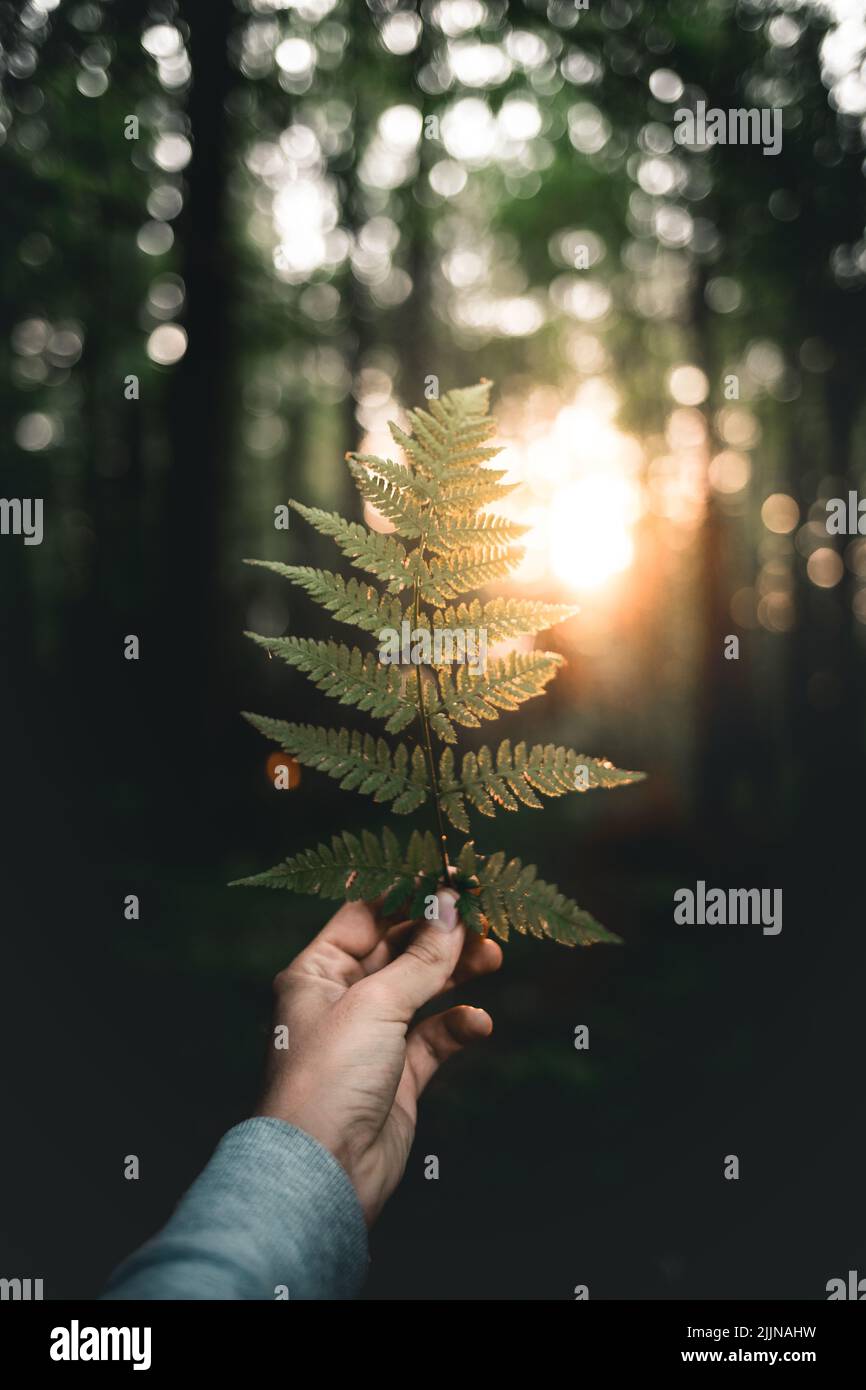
xmin=350 ymin=450 xmax=515 ymax=525
xmin=245 ymin=563 xmax=404 ymax=636
xmin=349 ymin=453 xmax=434 ymax=501
xmin=287 ymin=502 xmax=410 ymax=591
xmin=242 ymin=716 xmax=427 ymax=812
xmin=237 ymin=379 xmax=646 ymax=949
xmin=432 ymin=471 xmax=518 ymax=514
xmin=435 ymin=746 xmax=471 ymax=832
xmin=230 ymin=826 xmax=443 ymax=898
xmin=425 ymin=513 xmax=529 ymax=556
xmin=416 ymin=547 xmax=525 ymax=604
xmin=391 ymin=424 xmax=502 ymax=483
xmin=388 ymin=380 xmax=498 ymax=483
xmin=244 ymin=634 xmax=416 ymax=732
xmin=432 ymin=652 xmax=564 ymax=728
xmin=345 ymin=457 xmax=426 ymax=536
xmin=476 ymin=853 xmax=620 ymax=947
xmin=502 ymin=741 xmax=645 ymax=796
xmin=429 ymin=596 xmax=581 ymax=643
xmin=453 ymin=741 xmax=645 ymax=820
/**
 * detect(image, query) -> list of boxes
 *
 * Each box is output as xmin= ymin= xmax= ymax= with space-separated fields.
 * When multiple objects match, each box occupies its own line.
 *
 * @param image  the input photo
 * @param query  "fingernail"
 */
xmin=434 ymin=889 xmax=459 ymax=931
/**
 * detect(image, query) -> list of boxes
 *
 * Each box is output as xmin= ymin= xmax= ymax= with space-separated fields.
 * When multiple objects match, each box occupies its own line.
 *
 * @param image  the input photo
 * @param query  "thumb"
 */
xmin=365 ymin=889 xmax=465 ymax=1022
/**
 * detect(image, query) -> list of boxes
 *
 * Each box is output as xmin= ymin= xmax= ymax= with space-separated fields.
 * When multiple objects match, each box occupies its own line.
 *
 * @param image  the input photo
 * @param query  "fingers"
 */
xmin=449 ymin=930 xmax=503 ymax=989
xmin=359 ymin=890 xmax=468 ymax=1021
xmin=361 ymin=912 xmax=503 ymax=990
xmin=286 ymin=889 xmax=503 ymax=997
xmin=286 ymin=899 xmax=391 ymax=987
xmin=405 ymin=1004 xmax=493 ymax=1098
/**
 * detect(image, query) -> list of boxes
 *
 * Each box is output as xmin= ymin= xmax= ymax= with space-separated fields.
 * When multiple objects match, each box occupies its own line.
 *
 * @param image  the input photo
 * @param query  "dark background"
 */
xmin=1 ymin=0 xmax=865 ymax=1300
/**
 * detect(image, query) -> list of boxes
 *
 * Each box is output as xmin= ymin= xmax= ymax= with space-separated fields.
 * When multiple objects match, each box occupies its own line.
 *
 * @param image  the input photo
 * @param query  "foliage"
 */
xmin=233 ymin=382 xmax=644 ymax=946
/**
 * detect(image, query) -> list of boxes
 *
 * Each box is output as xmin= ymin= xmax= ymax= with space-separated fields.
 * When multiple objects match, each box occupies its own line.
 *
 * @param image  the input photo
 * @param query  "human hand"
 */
xmin=256 ymin=889 xmax=503 ymax=1225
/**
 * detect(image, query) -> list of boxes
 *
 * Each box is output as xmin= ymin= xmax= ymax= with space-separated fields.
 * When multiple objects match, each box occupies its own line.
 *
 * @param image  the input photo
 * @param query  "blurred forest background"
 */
xmin=2 ymin=0 xmax=866 ymax=1300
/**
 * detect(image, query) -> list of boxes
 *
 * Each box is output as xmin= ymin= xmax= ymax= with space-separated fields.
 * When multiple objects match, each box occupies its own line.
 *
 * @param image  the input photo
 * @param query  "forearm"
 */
xmin=102 ymin=1117 xmax=368 ymax=1300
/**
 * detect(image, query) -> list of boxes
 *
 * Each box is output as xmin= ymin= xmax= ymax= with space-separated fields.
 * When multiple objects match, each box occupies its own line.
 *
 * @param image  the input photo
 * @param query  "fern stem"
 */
xmin=413 ymin=576 xmax=451 ymax=883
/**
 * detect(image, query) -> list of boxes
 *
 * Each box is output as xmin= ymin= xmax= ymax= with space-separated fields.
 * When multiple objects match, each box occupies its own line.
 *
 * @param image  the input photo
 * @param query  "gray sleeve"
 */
xmin=101 ymin=1117 xmax=369 ymax=1300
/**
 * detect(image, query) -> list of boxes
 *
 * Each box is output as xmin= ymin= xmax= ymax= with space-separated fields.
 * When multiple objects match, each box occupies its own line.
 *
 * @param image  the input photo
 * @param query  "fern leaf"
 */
xmin=476 ymin=853 xmax=619 ymax=946
xmin=363 ymin=386 xmax=516 ymax=528
xmin=458 ymin=740 xmax=646 ymax=815
xmin=436 ymin=745 xmax=470 ymax=832
xmin=388 ymin=380 xmax=497 ymax=482
xmin=350 ymin=453 xmax=435 ymax=501
xmin=239 ymin=379 xmax=644 ymax=950
xmin=462 ymin=746 xmax=519 ymax=816
xmin=425 ymin=512 xmax=529 ymax=556
xmin=416 ymin=547 xmax=525 ymax=604
xmin=288 ymin=502 xmax=410 ymax=591
xmin=345 ymin=457 xmax=426 ymax=537
xmin=242 ymin=716 xmax=428 ymax=812
xmin=433 ymin=651 xmax=564 ymax=727
xmin=520 ymin=743 xmax=646 ymax=796
xmin=432 ymin=471 xmax=518 ymax=515
xmin=231 ymin=826 xmax=442 ymax=899
xmin=245 ymin=634 xmax=417 ymax=732
xmin=456 ymin=839 xmax=478 ymax=877
xmin=245 ymin=563 xmax=404 ymax=636
xmin=392 ymin=418 xmax=502 ymax=483
xmin=430 ymin=596 xmax=580 ymax=643
xmin=428 ymin=711 xmax=457 ymax=744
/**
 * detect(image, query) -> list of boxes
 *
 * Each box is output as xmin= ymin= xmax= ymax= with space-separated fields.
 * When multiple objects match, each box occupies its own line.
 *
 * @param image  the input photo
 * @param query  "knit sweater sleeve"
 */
xmin=102 ymin=1117 xmax=369 ymax=1300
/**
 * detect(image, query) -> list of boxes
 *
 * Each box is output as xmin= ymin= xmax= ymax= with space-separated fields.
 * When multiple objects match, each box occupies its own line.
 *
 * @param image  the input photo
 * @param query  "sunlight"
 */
xmin=497 ymin=384 xmax=644 ymax=594
xmin=549 ymin=475 xmax=637 ymax=591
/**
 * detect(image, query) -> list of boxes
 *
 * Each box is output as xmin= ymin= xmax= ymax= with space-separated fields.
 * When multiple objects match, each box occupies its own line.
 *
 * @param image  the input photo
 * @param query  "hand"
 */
xmin=256 ymin=889 xmax=503 ymax=1225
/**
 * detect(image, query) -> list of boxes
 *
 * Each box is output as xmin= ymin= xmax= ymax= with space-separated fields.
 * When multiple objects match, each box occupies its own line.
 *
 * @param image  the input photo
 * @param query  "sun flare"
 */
xmin=497 ymin=385 xmax=644 ymax=594
xmin=549 ymin=475 xmax=637 ymax=591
